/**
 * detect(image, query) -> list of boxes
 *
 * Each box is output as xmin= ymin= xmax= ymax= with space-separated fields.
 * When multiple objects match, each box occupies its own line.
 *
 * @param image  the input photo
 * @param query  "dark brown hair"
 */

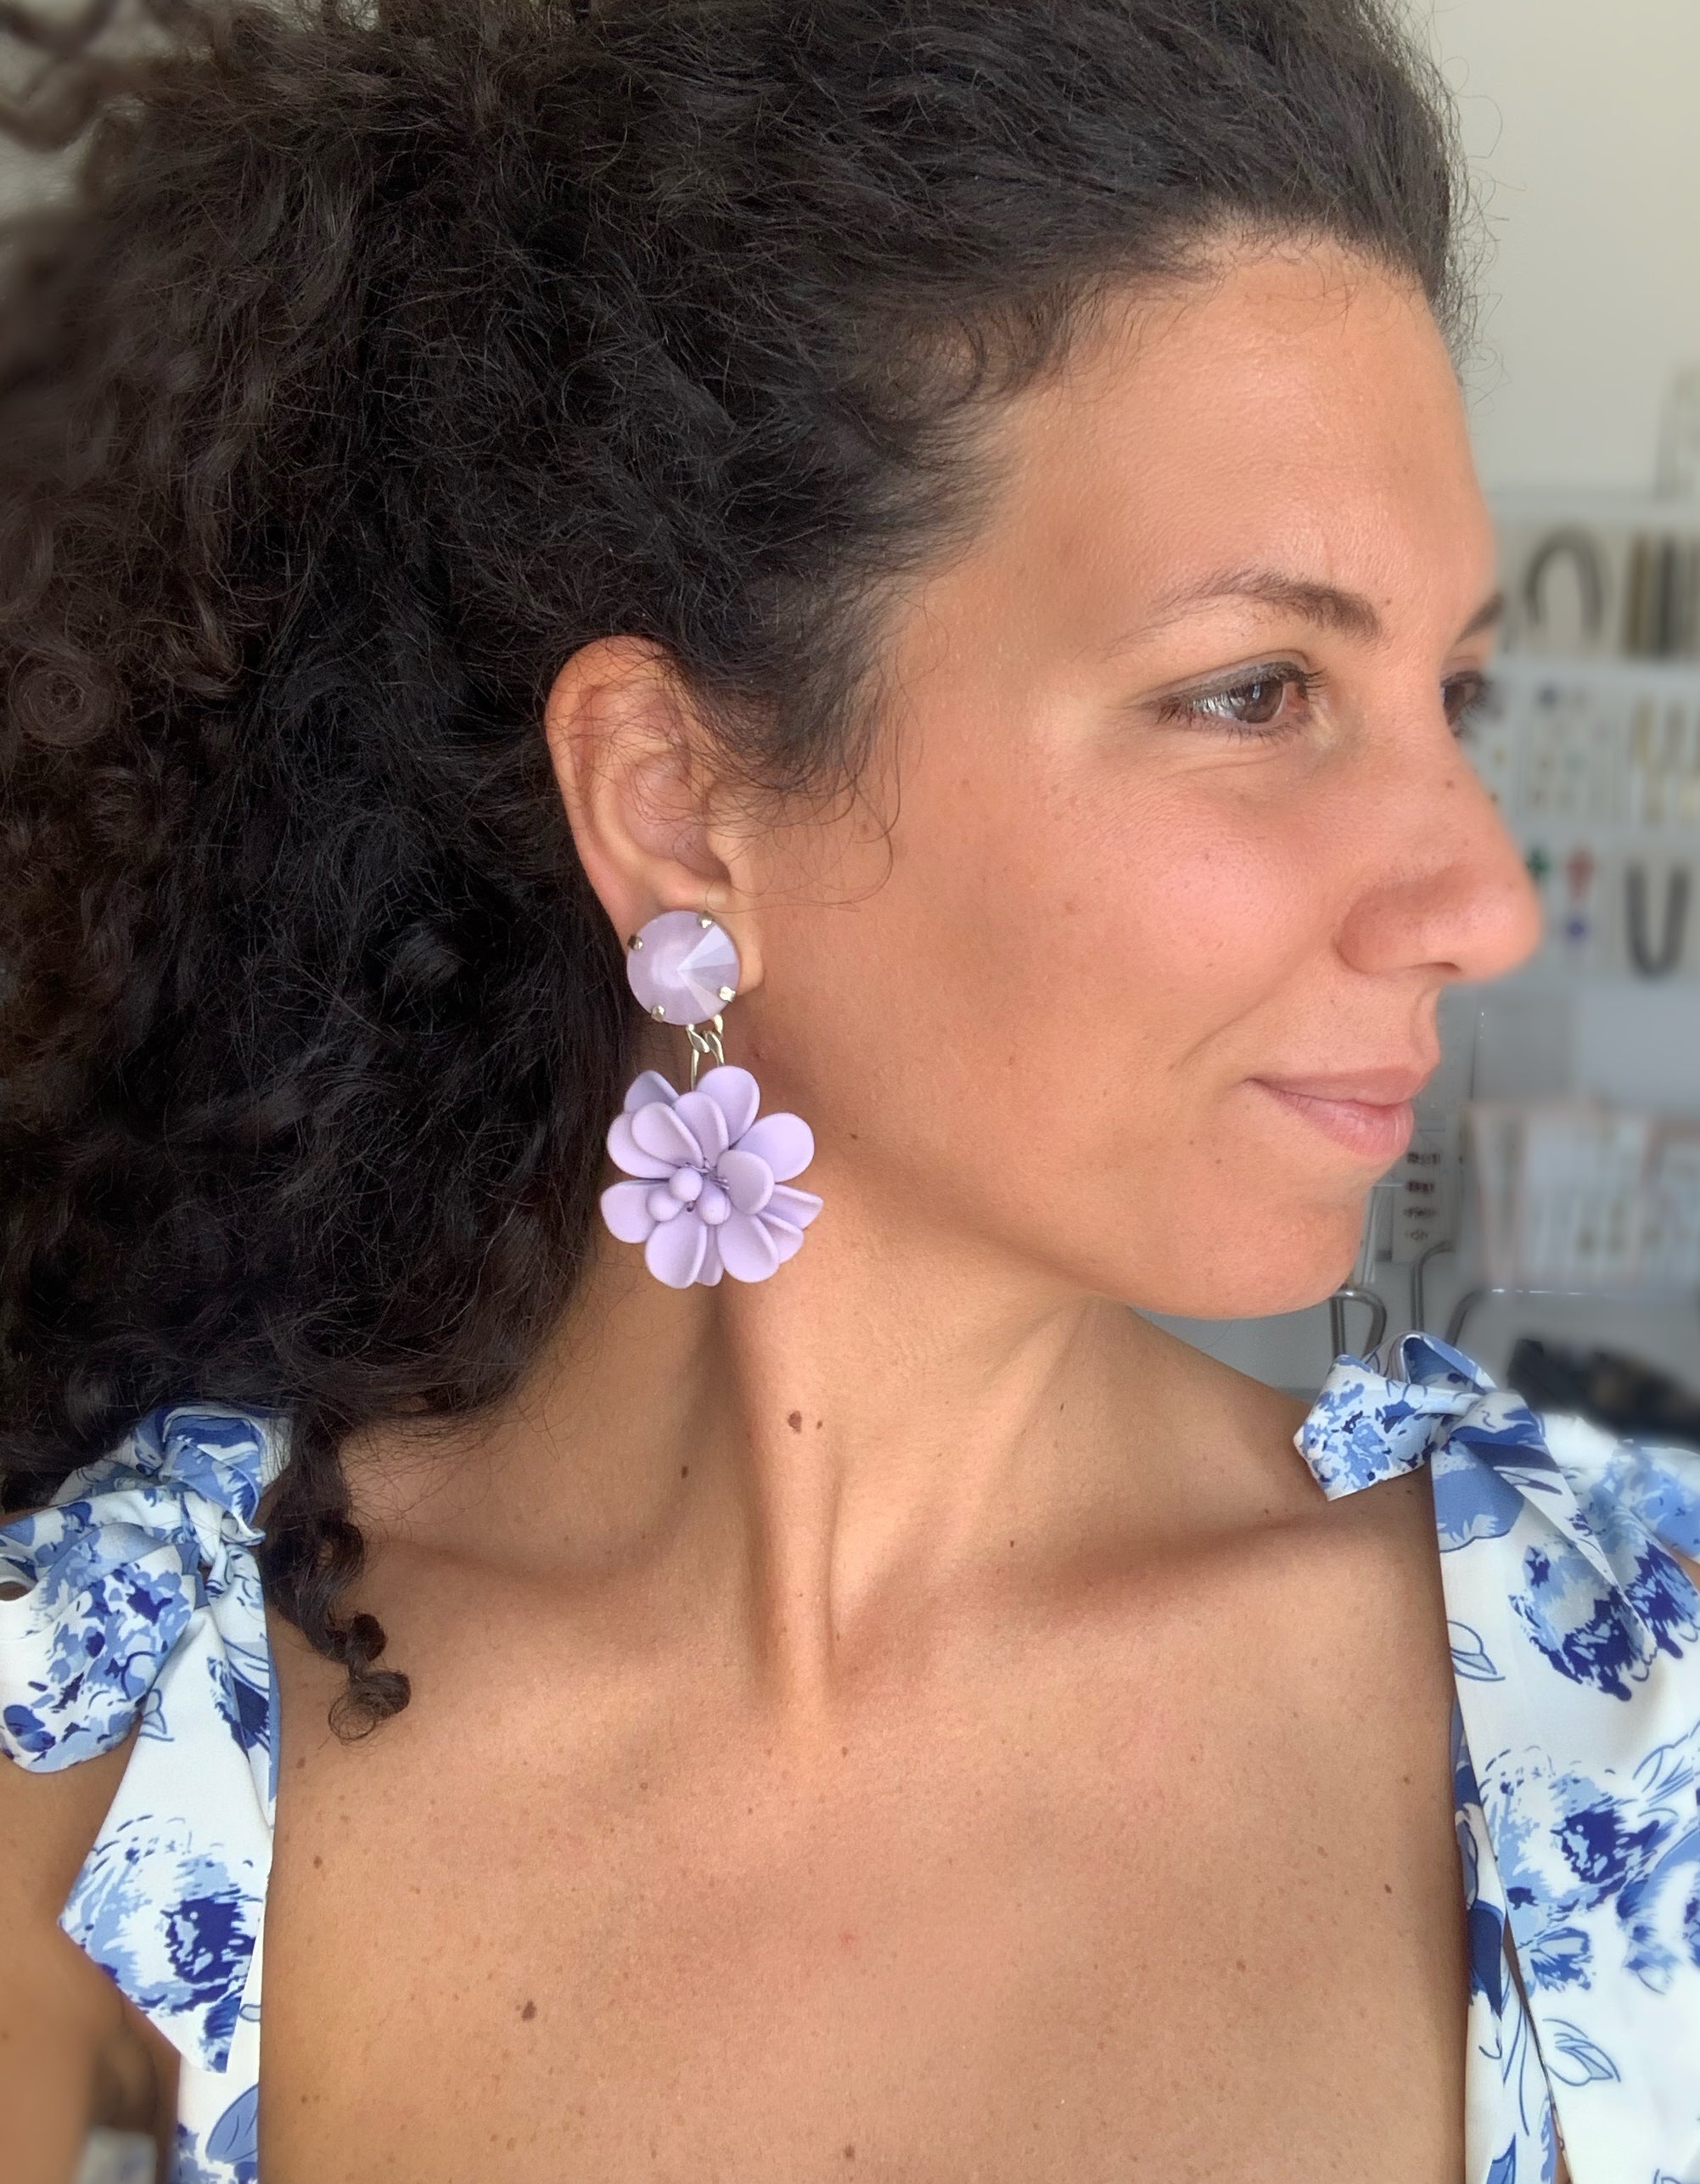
xmin=0 ymin=0 xmax=1467 ymax=1727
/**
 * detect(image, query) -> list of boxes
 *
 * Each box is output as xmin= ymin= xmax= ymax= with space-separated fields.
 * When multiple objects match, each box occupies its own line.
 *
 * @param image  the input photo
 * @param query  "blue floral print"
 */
xmin=3 ymin=1347 xmax=1698 ymax=2181
xmin=0 ymin=1406 xmax=283 ymax=2184
xmin=1301 ymin=1334 xmax=1700 ymax=2183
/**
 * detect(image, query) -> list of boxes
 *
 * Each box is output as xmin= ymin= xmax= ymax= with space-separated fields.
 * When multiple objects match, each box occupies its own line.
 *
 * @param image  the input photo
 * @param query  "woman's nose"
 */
xmin=1336 ymin=731 xmax=1543 ymax=985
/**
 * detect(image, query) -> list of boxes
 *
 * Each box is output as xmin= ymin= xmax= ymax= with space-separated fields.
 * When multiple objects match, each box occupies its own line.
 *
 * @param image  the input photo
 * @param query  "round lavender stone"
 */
xmin=626 ymin=910 xmax=740 ymax=1025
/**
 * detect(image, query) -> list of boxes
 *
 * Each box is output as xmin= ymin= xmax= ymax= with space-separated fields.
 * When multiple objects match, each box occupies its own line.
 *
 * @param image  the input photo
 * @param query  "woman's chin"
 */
xmin=1121 ymin=1205 xmax=1371 ymax=1325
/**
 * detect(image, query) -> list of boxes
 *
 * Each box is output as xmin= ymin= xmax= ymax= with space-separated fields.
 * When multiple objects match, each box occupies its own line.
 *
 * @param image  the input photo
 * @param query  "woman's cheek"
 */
xmin=1109 ymin=795 xmax=1327 ymax=1037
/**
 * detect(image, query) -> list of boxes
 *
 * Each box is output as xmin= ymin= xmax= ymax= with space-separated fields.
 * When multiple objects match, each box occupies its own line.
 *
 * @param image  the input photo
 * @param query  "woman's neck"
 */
xmin=345 ymin=1167 xmax=1310 ymax=1717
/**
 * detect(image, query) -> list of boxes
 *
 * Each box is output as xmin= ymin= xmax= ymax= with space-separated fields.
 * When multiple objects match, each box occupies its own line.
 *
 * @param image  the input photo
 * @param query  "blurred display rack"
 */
xmin=1394 ymin=492 xmax=1700 ymax=1353
xmin=1410 ymin=1238 xmax=1700 ymax=1353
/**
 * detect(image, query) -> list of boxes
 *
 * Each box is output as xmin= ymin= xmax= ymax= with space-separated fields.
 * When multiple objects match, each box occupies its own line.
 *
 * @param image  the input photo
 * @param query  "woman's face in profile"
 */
xmin=730 ymin=240 xmax=1542 ymax=1320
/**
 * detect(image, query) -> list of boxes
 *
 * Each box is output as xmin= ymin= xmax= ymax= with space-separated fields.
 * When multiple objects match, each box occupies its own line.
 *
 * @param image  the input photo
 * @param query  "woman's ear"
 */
xmin=542 ymin=637 xmax=765 ymax=987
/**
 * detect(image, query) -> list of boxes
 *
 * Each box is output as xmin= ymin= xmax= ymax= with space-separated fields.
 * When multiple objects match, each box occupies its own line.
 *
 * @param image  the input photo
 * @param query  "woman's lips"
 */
xmin=1251 ymin=1076 xmax=1422 ymax=1164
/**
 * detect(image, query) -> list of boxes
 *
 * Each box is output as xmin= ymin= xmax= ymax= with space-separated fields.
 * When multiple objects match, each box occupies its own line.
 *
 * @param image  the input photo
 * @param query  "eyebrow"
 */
xmin=1125 ymin=569 xmax=1506 ymax=648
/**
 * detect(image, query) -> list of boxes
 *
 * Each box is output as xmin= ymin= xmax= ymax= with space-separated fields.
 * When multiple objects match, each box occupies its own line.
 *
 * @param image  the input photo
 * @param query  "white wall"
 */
xmin=1416 ymin=0 xmax=1700 ymax=491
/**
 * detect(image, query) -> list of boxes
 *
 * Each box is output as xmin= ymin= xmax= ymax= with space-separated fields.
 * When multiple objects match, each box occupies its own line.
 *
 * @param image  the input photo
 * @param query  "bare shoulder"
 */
xmin=0 ymin=1742 xmax=177 ymax=2180
xmin=1125 ymin=1317 xmax=1422 ymax=1545
xmin=1127 ymin=1331 xmax=1461 ymax=1773
xmin=1076 ymin=1325 xmax=1458 ymax=1766
xmin=0 ymin=1738 xmax=128 ymax=1998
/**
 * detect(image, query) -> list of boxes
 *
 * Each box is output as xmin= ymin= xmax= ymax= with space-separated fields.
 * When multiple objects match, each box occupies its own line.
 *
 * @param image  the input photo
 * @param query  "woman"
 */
xmin=3 ymin=3 xmax=1697 ymax=2180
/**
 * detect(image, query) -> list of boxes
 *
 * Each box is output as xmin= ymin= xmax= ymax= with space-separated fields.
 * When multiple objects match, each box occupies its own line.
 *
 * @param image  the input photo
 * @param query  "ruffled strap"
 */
xmin=1299 ymin=1337 xmax=1700 ymax=2184
xmin=0 ymin=1406 xmax=287 ymax=2078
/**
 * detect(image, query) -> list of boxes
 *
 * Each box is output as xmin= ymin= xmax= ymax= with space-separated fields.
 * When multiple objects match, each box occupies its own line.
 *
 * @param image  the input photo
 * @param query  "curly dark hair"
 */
xmin=0 ymin=0 xmax=1467 ymax=1729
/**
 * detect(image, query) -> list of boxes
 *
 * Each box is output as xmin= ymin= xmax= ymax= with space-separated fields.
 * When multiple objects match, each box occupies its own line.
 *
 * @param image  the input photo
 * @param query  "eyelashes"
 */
xmin=1153 ymin=662 xmax=1498 ymax=741
xmin=1154 ymin=663 xmax=1323 ymax=737
xmin=1442 ymin=668 xmax=1495 ymax=731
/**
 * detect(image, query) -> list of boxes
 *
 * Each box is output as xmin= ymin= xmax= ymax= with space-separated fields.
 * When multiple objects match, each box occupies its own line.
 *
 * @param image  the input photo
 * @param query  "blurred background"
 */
xmin=1159 ymin=0 xmax=1700 ymax=1441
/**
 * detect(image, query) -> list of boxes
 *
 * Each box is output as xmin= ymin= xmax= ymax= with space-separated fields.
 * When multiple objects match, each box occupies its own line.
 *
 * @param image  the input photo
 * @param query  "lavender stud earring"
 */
xmin=598 ymin=908 xmax=822 ymax=1289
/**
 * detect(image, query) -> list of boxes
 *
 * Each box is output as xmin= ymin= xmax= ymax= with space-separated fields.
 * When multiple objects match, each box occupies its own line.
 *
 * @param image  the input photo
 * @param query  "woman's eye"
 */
xmin=1209 ymin=675 xmax=1291 ymax=726
xmin=1161 ymin=666 xmax=1319 ymax=733
xmin=1443 ymin=669 xmax=1494 ymax=730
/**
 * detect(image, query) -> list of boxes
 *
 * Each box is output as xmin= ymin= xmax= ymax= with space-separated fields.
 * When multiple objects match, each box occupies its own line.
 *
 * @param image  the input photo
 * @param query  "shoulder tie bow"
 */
xmin=1299 ymin=1335 xmax=1700 ymax=2184
xmin=0 ymin=1406 xmax=287 ymax=2078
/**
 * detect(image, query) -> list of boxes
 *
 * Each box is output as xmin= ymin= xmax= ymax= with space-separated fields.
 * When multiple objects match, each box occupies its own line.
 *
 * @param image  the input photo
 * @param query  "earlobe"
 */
xmin=541 ymin=637 xmax=759 ymax=985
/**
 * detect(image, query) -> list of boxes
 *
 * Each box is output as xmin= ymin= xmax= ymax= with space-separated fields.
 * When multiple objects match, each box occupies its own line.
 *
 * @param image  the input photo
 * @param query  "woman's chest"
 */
xmin=261 ymin=1758 xmax=1467 ymax=2181
xmin=259 ymin=1525 xmax=1467 ymax=2181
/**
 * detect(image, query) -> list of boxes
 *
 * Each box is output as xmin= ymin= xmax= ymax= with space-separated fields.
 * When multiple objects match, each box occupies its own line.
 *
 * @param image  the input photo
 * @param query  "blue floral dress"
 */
xmin=3 ymin=1336 xmax=1699 ymax=2182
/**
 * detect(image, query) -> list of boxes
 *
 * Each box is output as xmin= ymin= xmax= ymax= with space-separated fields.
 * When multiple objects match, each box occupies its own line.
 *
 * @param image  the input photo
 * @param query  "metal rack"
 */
xmin=1409 ymin=1237 xmax=1700 ymax=1351
xmin=1328 ymin=1283 xmax=1388 ymax=1357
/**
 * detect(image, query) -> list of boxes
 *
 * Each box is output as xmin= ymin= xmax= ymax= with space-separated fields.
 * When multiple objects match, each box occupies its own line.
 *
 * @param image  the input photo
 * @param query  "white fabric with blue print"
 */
xmin=0 ymin=1406 xmax=285 ymax=2184
xmin=1301 ymin=1335 xmax=1700 ymax=2184
xmin=3 ymin=1343 xmax=1699 ymax=2181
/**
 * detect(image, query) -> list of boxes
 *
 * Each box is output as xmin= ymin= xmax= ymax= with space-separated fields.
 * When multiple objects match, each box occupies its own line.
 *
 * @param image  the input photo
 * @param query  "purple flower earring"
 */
xmin=599 ymin=909 xmax=822 ymax=1288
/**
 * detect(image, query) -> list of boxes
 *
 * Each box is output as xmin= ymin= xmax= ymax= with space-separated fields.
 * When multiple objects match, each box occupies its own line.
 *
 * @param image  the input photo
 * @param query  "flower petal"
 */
xmin=672 ymin=1090 xmax=730 ymax=1163
xmin=600 ymin=1181 xmax=656 ymax=1244
xmin=697 ymin=1230 xmax=724 ymax=1285
xmin=631 ymin=1102 xmax=703 ymax=1166
xmin=716 ymin=1210 xmax=781 ymax=1282
xmin=644 ymin=1212 xmax=707 ymax=1288
xmin=695 ymin=1180 xmax=731 ymax=1225
xmin=606 ymin=1112 xmax=674 ymax=1181
xmin=646 ymin=1187 xmax=683 ymax=1222
xmin=766 ymin=1184 xmax=822 ymax=1230
xmin=760 ymin=1212 xmax=805 ymax=1263
xmin=717 ymin=1148 xmax=774 ymax=1215
xmin=695 ymin=1065 xmax=760 ymax=1143
xmin=732 ymin=1111 xmax=813 ymax=1182
xmin=623 ymin=1070 xmax=679 ymax=1114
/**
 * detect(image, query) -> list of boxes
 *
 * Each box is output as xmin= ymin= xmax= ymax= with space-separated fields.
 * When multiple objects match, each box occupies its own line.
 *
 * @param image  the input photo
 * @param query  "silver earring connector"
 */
xmin=684 ymin=1013 xmax=726 ymax=1089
